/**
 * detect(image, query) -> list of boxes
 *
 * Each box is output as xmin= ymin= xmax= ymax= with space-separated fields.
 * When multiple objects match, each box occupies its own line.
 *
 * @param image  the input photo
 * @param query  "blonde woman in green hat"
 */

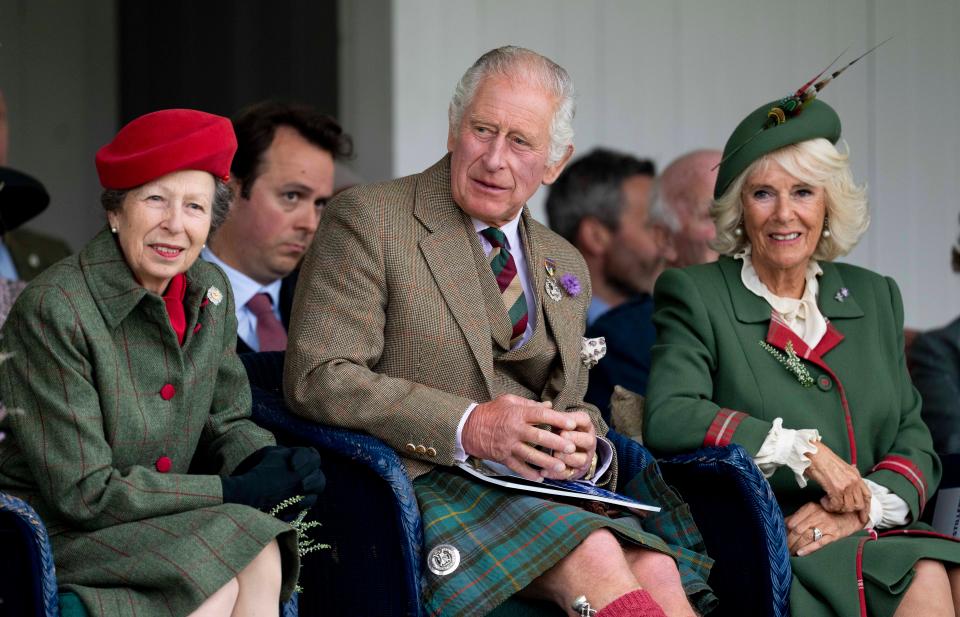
xmin=643 ymin=97 xmax=960 ymax=616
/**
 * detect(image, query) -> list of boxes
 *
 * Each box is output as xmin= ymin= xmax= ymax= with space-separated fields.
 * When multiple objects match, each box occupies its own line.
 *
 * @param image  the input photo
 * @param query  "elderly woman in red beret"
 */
xmin=0 ymin=110 xmax=324 ymax=617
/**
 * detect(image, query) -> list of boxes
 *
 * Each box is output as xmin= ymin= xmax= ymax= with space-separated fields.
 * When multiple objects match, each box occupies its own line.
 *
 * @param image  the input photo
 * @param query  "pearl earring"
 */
xmin=822 ymin=217 xmax=831 ymax=238
xmin=111 ymin=227 xmax=118 ymax=234
xmin=734 ymin=227 xmax=743 ymax=237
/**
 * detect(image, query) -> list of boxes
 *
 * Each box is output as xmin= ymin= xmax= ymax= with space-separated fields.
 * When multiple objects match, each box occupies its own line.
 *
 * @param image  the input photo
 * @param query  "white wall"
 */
xmin=359 ymin=0 xmax=960 ymax=329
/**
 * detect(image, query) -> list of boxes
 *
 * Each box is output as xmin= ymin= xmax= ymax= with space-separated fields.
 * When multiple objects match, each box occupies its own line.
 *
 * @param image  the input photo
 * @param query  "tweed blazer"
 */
xmin=645 ymin=257 xmax=937 ymax=518
xmin=285 ymin=156 xmax=606 ymax=480
xmin=0 ymin=227 xmax=296 ymax=615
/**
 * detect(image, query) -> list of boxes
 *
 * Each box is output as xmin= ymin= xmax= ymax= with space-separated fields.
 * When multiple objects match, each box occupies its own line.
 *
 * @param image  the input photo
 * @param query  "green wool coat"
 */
xmin=645 ymin=257 xmax=960 ymax=617
xmin=0 ymin=227 xmax=298 ymax=617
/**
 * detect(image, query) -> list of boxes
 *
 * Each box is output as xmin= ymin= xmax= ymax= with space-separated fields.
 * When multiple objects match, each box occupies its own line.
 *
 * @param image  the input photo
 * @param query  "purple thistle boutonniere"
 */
xmin=559 ymin=273 xmax=581 ymax=297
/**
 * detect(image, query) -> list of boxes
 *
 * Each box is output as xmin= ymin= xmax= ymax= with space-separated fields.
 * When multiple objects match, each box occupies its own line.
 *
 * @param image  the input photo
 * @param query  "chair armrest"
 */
xmin=658 ymin=445 xmax=791 ymax=617
xmin=0 ymin=491 xmax=59 ymax=617
xmin=250 ymin=390 xmax=422 ymax=617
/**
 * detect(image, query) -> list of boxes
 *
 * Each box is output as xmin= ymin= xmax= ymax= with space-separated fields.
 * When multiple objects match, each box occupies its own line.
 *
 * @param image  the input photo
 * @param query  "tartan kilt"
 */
xmin=414 ymin=465 xmax=716 ymax=617
xmin=50 ymin=503 xmax=299 ymax=617
xmin=790 ymin=524 xmax=960 ymax=617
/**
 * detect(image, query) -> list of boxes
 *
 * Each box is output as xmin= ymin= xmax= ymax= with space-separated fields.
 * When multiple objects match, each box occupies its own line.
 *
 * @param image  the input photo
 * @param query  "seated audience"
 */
xmin=546 ymin=148 xmax=668 ymax=326
xmin=0 ymin=109 xmax=324 ymax=617
xmin=203 ymin=101 xmax=352 ymax=353
xmin=584 ymin=150 xmax=723 ymax=413
xmin=911 ymin=229 xmax=960 ymax=457
xmin=284 ymin=46 xmax=715 ymax=617
xmin=645 ymin=92 xmax=960 ymax=616
xmin=657 ymin=149 xmax=722 ymax=268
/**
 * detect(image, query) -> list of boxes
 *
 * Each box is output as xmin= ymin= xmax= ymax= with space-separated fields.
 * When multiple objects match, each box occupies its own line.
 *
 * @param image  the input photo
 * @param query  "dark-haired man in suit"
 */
xmin=204 ymin=101 xmax=352 ymax=353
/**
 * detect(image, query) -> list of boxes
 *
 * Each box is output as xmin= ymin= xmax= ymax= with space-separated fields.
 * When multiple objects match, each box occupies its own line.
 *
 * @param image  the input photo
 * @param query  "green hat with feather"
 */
xmin=714 ymin=98 xmax=841 ymax=199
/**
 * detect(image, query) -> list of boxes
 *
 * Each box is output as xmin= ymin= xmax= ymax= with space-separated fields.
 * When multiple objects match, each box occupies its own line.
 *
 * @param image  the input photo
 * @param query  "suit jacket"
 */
xmin=4 ymin=226 xmax=72 ymax=281
xmin=284 ymin=156 xmax=606 ymax=480
xmin=584 ymin=293 xmax=656 ymax=418
xmin=911 ymin=316 xmax=960 ymax=456
xmin=645 ymin=257 xmax=937 ymax=519
xmin=235 ymin=269 xmax=298 ymax=354
xmin=0 ymin=227 xmax=295 ymax=615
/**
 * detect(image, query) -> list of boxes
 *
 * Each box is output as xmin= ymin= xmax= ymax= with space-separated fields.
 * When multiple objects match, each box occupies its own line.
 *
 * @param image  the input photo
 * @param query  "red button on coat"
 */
xmin=160 ymin=384 xmax=176 ymax=400
xmin=155 ymin=456 xmax=172 ymax=473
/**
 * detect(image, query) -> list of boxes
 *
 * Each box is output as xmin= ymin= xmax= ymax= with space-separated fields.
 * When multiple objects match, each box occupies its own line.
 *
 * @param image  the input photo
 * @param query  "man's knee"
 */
xmin=626 ymin=547 xmax=681 ymax=586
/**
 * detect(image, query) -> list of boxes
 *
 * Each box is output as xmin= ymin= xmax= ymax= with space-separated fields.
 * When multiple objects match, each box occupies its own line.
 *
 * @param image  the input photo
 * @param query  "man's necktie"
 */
xmin=246 ymin=292 xmax=288 ymax=352
xmin=480 ymin=227 xmax=528 ymax=347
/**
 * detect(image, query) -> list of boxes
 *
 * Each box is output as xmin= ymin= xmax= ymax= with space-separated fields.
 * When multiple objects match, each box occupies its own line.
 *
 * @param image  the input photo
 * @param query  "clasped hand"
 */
xmin=785 ymin=501 xmax=863 ymax=556
xmin=804 ymin=441 xmax=871 ymax=524
xmin=462 ymin=394 xmax=597 ymax=482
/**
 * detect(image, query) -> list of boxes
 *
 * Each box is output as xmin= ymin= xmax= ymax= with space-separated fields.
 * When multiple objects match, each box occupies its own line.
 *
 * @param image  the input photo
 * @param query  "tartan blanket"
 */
xmin=415 ymin=464 xmax=716 ymax=617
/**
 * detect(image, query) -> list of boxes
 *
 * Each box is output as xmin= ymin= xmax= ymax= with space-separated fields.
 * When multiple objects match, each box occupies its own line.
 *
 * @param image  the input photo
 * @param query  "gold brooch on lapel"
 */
xmin=581 ymin=336 xmax=607 ymax=369
xmin=206 ymin=286 xmax=223 ymax=306
xmin=759 ymin=340 xmax=813 ymax=387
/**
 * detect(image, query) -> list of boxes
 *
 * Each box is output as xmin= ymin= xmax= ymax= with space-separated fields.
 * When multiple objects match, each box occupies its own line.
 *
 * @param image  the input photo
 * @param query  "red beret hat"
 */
xmin=95 ymin=109 xmax=237 ymax=190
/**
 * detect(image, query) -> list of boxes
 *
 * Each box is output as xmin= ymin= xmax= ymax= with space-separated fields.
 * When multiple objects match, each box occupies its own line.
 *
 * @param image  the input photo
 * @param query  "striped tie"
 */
xmin=481 ymin=227 xmax=528 ymax=347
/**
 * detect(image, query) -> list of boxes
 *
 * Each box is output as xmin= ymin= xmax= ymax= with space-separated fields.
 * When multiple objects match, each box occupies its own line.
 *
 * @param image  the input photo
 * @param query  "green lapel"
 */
xmin=80 ymin=225 xmax=223 ymax=344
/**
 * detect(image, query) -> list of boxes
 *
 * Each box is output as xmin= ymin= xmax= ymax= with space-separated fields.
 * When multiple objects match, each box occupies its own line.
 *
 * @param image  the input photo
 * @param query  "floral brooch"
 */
xmin=834 ymin=287 xmax=850 ymax=303
xmin=206 ymin=286 xmax=223 ymax=306
xmin=759 ymin=340 xmax=813 ymax=387
xmin=544 ymin=258 xmax=581 ymax=302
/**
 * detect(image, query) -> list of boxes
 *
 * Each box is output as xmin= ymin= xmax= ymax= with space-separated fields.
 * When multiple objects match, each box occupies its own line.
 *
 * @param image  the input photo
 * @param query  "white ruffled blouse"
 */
xmin=737 ymin=250 xmax=909 ymax=529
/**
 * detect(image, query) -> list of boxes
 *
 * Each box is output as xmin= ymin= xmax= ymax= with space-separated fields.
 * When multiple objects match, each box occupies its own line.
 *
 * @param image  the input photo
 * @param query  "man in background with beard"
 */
xmin=545 ymin=148 xmax=673 ymax=326
xmin=546 ymin=148 xmax=676 ymax=414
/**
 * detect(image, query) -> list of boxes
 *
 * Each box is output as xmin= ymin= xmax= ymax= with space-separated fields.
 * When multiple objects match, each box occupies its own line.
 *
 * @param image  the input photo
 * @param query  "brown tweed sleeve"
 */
xmin=284 ymin=188 xmax=473 ymax=466
xmin=198 ymin=275 xmax=275 ymax=474
xmin=0 ymin=283 xmax=223 ymax=530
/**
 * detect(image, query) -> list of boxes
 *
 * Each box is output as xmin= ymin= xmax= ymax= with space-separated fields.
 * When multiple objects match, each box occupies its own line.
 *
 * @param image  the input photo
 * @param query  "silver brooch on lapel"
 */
xmin=544 ymin=258 xmax=563 ymax=302
xmin=427 ymin=544 xmax=461 ymax=576
xmin=206 ymin=286 xmax=223 ymax=306
xmin=834 ymin=287 xmax=850 ymax=303
xmin=580 ymin=336 xmax=607 ymax=369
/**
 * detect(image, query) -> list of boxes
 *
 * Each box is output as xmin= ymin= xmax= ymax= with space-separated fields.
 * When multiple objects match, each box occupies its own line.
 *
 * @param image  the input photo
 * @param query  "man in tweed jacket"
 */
xmin=285 ymin=47 xmax=712 ymax=617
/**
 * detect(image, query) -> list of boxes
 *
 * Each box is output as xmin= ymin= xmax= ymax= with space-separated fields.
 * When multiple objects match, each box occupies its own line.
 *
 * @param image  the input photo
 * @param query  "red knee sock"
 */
xmin=596 ymin=589 xmax=668 ymax=617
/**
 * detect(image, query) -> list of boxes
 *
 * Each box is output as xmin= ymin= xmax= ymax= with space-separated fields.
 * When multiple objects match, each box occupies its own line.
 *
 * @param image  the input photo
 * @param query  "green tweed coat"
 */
xmin=645 ymin=257 xmax=960 ymax=617
xmin=0 ymin=227 xmax=298 ymax=617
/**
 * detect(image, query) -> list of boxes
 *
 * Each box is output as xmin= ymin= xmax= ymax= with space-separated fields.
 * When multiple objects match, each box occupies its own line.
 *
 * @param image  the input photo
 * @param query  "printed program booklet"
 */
xmin=458 ymin=459 xmax=661 ymax=513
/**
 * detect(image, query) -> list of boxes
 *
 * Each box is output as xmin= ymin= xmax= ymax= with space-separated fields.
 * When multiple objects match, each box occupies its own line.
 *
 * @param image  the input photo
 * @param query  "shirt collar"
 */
xmin=471 ymin=210 xmax=523 ymax=251
xmin=201 ymin=247 xmax=282 ymax=308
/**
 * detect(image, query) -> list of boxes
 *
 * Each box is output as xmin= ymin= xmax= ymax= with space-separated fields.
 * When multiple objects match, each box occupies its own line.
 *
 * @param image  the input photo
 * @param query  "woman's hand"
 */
xmin=804 ymin=441 xmax=872 ymax=523
xmin=785 ymin=501 xmax=863 ymax=556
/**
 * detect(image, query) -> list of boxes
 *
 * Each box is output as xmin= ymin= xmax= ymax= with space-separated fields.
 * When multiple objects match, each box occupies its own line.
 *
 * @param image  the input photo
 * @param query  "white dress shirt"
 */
xmin=201 ymin=247 xmax=283 ymax=352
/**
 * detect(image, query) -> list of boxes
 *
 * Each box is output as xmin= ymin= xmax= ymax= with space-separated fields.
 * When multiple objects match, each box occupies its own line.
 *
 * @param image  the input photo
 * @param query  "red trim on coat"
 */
xmin=877 ymin=529 xmax=960 ymax=542
xmin=704 ymin=408 xmax=747 ymax=447
xmin=871 ymin=455 xmax=929 ymax=514
xmin=765 ymin=315 xmax=857 ymax=465
xmin=855 ymin=528 xmax=878 ymax=617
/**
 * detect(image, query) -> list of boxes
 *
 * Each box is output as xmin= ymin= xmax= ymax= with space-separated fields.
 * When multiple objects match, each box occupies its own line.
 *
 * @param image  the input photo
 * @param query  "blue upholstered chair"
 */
xmin=240 ymin=351 xmax=792 ymax=617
